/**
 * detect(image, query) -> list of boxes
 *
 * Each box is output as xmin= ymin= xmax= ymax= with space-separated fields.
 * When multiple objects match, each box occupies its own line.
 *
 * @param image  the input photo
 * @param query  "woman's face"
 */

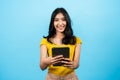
xmin=54 ymin=13 xmax=67 ymax=33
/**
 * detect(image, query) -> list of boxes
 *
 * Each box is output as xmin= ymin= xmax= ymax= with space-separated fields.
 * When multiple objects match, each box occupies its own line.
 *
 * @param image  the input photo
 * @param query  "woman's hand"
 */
xmin=45 ymin=55 xmax=64 ymax=65
xmin=62 ymin=58 xmax=77 ymax=69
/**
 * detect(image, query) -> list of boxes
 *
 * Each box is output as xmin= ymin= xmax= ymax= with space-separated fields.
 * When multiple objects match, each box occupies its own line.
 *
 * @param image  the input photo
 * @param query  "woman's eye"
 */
xmin=54 ymin=18 xmax=66 ymax=22
xmin=62 ymin=18 xmax=66 ymax=21
xmin=54 ymin=19 xmax=58 ymax=21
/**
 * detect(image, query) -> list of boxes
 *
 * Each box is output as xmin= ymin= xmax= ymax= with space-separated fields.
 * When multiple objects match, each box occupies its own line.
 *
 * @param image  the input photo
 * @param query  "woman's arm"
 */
xmin=73 ymin=44 xmax=81 ymax=69
xmin=40 ymin=45 xmax=64 ymax=70
xmin=40 ymin=45 xmax=50 ymax=70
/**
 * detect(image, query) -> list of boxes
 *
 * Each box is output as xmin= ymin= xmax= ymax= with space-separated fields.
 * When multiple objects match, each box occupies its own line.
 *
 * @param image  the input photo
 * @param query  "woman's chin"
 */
xmin=56 ymin=29 xmax=64 ymax=33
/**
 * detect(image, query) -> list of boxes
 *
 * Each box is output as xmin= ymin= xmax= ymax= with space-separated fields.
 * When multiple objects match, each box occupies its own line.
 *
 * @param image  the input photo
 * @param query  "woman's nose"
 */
xmin=58 ymin=21 xmax=63 ymax=25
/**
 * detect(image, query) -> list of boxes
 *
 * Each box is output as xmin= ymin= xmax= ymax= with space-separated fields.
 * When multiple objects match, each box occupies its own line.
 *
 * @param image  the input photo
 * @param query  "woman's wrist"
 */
xmin=44 ymin=57 xmax=52 ymax=66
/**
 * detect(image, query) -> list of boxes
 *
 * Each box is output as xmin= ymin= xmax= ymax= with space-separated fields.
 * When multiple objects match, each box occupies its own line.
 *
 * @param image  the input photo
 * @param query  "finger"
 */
xmin=54 ymin=55 xmax=63 ymax=59
xmin=64 ymin=58 xmax=70 ymax=60
xmin=63 ymin=58 xmax=71 ymax=62
xmin=61 ymin=61 xmax=73 ymax=65
xmin=61 ymin=61 xmax=69 ymax=64
xmin=52 ymin=56 xmax=64 ymax=62
xmin=52 ymin=58 xmax=60 ymax=63
xmin=52 ymin=60 xmax=61 ymax=65
xmin=63 ymin=64 xmax=74 ymax=68
xmin=51 ymin=57 xmax=62 ymax=64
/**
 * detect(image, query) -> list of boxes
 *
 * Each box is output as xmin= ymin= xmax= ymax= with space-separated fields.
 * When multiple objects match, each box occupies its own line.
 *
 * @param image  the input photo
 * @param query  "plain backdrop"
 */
xmin=0 ymin=0 xmax=120 ymax=80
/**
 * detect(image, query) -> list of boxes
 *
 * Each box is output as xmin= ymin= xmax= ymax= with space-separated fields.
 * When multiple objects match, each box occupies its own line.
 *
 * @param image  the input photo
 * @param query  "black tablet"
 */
xmin=52 ymin=47 xmax=69 ymax=66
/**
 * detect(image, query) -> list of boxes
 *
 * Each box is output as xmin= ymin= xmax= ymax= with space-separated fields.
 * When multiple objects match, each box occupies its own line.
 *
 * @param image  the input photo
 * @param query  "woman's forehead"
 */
xmin=55 ymin=13 xmax=65 ymax=18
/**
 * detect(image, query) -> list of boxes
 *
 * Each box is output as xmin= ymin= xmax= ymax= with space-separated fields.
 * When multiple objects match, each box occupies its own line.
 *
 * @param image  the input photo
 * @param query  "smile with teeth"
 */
xmin=57 ymin=25 xmax=65 ymax=30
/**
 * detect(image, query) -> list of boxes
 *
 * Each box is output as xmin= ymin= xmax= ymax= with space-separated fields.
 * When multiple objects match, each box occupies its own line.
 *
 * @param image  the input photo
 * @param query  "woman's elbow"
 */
xmin=74 ymin=62 xmax=80 ymax=69
xmin=40 ymin=63 xmax=47 ymax=71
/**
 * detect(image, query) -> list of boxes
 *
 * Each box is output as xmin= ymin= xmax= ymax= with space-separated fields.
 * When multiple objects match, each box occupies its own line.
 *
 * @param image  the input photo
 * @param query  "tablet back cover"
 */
xmin=52 ymin=47 xmax=69 ymax=66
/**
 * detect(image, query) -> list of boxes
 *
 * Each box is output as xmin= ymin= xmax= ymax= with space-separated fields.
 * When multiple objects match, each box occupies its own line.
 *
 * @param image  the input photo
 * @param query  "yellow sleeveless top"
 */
xmin=40 ymin=37 xmax=82 ymax=76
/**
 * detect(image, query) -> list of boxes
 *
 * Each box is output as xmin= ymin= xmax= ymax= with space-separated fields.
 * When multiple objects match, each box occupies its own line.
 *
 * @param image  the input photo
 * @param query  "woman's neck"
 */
xmin=55 ymin=32 xmax=64 ymax=39
xmin=53 ymin=32 xmax=64 ymax=45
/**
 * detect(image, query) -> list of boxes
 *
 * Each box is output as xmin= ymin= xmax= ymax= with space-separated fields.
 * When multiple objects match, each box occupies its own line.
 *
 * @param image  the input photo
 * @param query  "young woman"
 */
xmin=40 ymin=8 xmax=82 ymax=80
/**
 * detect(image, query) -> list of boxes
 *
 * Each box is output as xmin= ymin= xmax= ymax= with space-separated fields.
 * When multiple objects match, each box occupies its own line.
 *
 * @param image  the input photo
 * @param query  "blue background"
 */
xmin=0 ymin=0 xmax=120 ymax=80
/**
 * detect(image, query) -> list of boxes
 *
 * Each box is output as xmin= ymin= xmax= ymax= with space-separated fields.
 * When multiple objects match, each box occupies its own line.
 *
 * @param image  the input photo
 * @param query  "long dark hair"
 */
xmin=44 ymin=7 xmax=76 ymax=45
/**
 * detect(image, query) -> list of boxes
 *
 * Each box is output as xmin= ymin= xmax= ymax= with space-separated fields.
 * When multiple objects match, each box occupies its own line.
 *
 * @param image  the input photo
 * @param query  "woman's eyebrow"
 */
xmin=54 ymin=17 xmax=65 ymax=19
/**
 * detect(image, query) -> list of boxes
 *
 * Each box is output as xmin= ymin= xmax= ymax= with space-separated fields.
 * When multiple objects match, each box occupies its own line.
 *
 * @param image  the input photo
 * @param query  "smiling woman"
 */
xmin=40 ymin=8 xmax=82 ymax=80
xmin=54 ymin=13 xmax=66 ymax=33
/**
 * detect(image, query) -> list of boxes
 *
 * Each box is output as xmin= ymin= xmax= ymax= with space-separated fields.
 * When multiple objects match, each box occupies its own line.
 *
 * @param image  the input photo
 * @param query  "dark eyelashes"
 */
xmin=54 ymin=18 xmax=66 ymax=21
